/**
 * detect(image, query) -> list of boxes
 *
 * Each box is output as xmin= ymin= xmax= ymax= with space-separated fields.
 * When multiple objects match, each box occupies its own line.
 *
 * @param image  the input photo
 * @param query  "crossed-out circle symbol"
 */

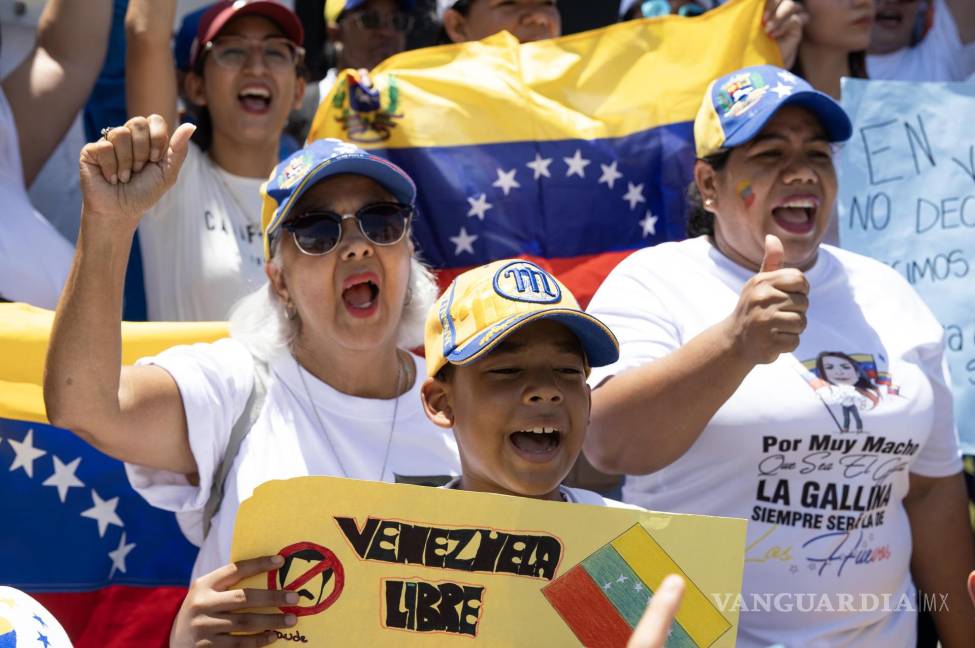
xmin=267 ymin=541 xmax=345 ymax=617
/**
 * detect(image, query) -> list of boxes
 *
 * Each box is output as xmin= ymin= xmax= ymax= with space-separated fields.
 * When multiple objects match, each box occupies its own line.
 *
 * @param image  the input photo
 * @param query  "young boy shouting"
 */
xmin=420 ymin=259 xmax=632 ymax=506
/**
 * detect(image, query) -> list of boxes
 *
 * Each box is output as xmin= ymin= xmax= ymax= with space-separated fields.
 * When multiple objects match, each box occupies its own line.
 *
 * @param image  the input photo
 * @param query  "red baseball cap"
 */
xmin=191 ymin=1 xmax=305 ymax=67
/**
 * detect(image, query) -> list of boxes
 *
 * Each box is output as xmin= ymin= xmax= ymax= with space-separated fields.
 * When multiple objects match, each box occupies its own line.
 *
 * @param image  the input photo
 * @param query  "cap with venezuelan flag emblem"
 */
xmin=325 ymin=0 xmax=416 ymax=27
xmin=424 ymin=259 xmax=619 ymax=378
xmin=260 ymin=138 xmax=416 ymax=260
xmin=694 ymin=64 xmax=852 ymax=159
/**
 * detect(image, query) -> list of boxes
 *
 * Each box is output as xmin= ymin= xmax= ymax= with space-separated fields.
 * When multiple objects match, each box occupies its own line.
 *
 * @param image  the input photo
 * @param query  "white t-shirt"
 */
xmin=138 ymin=143 xmax=266 ymax=322
xmin=587 ymin=237 xmax=961 ymax=648
xmin=441 ymin=476 xmax=643 ymax=510
xmin=0 ymin=86 xmax=74 ymax=308
xmin=867 ymin=0 xmax=975 ymax=82
xmin=125 ymin=338 xmax=461 ymax=578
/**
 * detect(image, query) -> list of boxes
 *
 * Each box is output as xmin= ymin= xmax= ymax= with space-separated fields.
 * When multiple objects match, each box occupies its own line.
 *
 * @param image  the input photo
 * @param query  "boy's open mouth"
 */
xmin=509 ymin=427 xmax=561 ymax=462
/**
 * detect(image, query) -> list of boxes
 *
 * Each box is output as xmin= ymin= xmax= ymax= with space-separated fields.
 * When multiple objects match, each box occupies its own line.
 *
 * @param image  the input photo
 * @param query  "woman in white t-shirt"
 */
xmin=584 ymin=65 xmax=975 ymax=647
xmin=45 ymin=121 xmax=460 ymax=646
xmin=125 ymin=0 xmax=307 ymax=321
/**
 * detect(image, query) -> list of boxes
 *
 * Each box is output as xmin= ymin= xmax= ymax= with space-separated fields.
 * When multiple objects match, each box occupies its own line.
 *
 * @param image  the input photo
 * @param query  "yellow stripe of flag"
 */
xmin=0 ymin=303 xmax=228 ymax=424
xmin=612 ymin=524 xmax=731 ymax=647
xmin=308 ymin=0 xmax=779 ymax=148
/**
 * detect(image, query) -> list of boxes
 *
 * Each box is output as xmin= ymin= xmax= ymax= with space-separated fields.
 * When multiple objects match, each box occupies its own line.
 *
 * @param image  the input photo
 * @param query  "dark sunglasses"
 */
xmin=281 ymin=202 xmax=413 ymax=255
xmin=346 ymin=10 xmax=415 ymax=32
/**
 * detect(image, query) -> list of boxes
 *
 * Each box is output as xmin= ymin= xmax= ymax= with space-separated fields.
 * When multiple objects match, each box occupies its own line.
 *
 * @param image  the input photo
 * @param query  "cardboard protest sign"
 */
xmin=837 ymin=78 xmax=975 ymax=454
xmin=232 ymin=477 xmax=746 ymax=646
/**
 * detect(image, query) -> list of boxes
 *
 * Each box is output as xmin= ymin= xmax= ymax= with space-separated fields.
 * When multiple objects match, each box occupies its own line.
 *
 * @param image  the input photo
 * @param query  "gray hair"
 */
xmin=228 ymin=238 xmax=438 ymax=361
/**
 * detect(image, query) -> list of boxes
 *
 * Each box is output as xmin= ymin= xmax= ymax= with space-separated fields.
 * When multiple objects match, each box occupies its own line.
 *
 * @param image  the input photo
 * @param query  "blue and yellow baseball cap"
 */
xmin=694 ymin=64 xmax=852 ymax=159
xmin=326 ymin=0 xmax=416 ymax=27
xmin=425 ymin=259 xmax=619 ymax=377
xmin=261 ymin=138 xmax=416 ymax=260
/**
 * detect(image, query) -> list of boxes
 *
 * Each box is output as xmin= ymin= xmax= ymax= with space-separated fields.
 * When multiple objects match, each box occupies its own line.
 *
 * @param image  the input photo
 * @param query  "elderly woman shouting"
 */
xmin=44 ymin=117 xmax=460 ymax=643
xmin=584 ymin=65 xmax=975 ymax=646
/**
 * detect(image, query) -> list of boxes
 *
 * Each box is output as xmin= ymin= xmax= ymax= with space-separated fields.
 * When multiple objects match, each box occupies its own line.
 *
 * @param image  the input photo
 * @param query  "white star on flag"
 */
xmin=616 ymin=574 xmax=629 ymax=584
xmin=108 ymin=532 xmax=136 ymax=579
xmin=563 ymin=149 xmax=591 ymax=178
xmin=81 ymin=489 xmax=124 ymax=537
xmin=639 ymin=211 xmax=658 ymax=237
xmin=42 ymin=455 xmax=84 ymax=503
xmin=771 ymin=83 xmax=793 ymax=99
xmin=526 ymin=153 xmax=553 ymax=180
xmin=602 ymin=581 xmax=613 ymax=591
xmin=449 ymin=227 xmax=478 ymax=255
xmin=598 ymin=161 xmax=623 ymax=189
xmin=634 ymin=582 xmax=644 ymax=592
xmin=466 ymin=194 xmax=493 ymax=221
xmin=778 ymin=70 xmax=797 ymax=85
xmin=492 ymin=167 xmax=521 ymax=196
xmin=623 ymin=182 xmax=646 ymax=210
xmin=7 ymin=429 xmax=47 ymax=478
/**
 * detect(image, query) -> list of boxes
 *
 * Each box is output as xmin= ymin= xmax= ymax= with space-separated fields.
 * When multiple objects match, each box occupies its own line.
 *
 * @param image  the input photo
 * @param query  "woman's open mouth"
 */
xmin=341 ymin=272 xmax=380 ymax=318
xmin=238 ymin=83 xmax=272 ymax=115
xmin=772 ymin=196 xmax=819 ymax=235
xmin=508 ymin=427 xmax=562 ymax=463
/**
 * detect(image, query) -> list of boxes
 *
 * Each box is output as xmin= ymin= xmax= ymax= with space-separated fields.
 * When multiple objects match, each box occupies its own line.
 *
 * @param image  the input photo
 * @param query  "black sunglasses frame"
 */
xmin=280 ymin=202 xmax=414 ymax=256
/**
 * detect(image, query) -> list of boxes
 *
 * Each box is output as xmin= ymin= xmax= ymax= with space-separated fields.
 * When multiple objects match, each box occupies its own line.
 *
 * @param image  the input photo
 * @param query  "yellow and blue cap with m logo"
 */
xmin=694 ymin=64 xmax=852 ymax=159
xmin=425 ymin=259 xmax=619 ymax=377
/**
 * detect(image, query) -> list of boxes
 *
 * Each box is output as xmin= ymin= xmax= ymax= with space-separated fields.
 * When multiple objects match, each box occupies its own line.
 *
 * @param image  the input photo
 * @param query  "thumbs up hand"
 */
xmin=725 ymin=234 xmax=809 ymax=365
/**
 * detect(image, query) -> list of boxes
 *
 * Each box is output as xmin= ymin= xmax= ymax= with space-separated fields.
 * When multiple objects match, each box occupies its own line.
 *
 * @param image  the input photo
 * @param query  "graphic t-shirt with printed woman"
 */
xmin=586 ymin=237 xmax=961 ymax=648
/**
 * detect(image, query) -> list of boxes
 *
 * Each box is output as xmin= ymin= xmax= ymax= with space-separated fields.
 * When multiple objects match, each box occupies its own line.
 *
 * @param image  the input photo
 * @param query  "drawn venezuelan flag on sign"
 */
xmin=542 ymin=524 xmax=731 ymax=648
xmin=0 ymin=303 xmax=227 ymax=647
xmin=307 ymin=0 xmax=779 ymax=306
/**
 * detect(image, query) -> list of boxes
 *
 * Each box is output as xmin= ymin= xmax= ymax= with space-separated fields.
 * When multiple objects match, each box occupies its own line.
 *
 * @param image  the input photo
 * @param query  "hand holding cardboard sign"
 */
xmin=170 ymin=554 xmax=299 ymax=648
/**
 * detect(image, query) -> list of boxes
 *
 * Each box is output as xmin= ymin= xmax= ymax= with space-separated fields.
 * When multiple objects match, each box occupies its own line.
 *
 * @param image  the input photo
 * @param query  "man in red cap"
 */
xmin=124 ymin=0 xmax=307 ymax=322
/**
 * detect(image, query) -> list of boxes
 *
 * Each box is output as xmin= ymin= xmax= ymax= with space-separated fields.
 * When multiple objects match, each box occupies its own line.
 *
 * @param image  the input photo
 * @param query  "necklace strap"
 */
xmin=294 ymin=352 xmax=405 ymax=481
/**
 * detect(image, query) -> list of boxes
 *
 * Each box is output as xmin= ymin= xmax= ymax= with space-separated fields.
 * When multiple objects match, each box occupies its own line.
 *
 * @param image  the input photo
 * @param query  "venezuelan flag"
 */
xmin=0 ymin=303 xmax=226 ymax=647
xmin=542 ymin=524 xmax=731 ymax=648
xmin=308 ymin=0 xmax=779 ymax=305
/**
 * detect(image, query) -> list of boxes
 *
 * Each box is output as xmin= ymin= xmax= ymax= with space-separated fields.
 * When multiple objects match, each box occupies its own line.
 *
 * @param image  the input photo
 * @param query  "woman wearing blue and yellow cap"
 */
xmin=585 ymin=65 xmax=975 ymax=646
xmin=44 ymin=118 xmax=461 ymax=644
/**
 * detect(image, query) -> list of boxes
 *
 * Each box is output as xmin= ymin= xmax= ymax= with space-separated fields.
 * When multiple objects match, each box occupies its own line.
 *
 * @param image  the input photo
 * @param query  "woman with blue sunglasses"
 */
xmin=44 ymin=118 xmax=462 ymax=645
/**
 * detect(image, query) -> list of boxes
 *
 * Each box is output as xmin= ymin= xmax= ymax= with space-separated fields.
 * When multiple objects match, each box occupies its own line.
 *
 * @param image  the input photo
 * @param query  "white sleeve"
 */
xmin=586 ymin=254 xmax=682 ymax=388
xmin=928 ymin=0 xmax=975 ymax=79
xmin=911 ymin=343 xmax=963 ymax=477
xmin=904 ymin=288 xmax=963 ymax=477
xmin=124 ymin=337 xmax=255 ymax=512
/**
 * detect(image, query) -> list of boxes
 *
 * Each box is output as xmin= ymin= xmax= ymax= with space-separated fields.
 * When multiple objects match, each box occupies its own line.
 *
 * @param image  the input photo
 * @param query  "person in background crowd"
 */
xmin=791 ymin=0 xmax=874 ymax=98
xmin=44 ymin=121 xmax=461 ymax=645
xmin=297 ymin=0 xmax=416 ymax=134
xmin=438 ymin=0 xmax=561 ymax=44
xmin=0 ymin=0 xmax=111 ymax=308
xmin=124 ymin=0 xmax=306 ymax=322
xmin=173 ymin=3 xmax=213 ymax=123
xmin=619 ymin=0 xmax=718 ymax=20
xmin=584 ymin=64 xmax=975 ymax=646
xmin=618 ymin=0 xmax=808 ymax=70
xmin=868 ymin=0 xmax=975 ymax=81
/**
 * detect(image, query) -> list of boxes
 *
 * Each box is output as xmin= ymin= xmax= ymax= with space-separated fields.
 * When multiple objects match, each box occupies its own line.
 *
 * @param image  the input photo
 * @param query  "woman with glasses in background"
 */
xmin=123 ymin=0 xmax=307 ymax=322
xmin=45 ymin=121 xmax=461 ymax=644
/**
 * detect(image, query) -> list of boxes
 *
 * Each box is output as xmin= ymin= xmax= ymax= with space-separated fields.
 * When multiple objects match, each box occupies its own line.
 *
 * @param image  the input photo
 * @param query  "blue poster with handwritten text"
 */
xmin=838 ymin=78 xmax=975 ymax=454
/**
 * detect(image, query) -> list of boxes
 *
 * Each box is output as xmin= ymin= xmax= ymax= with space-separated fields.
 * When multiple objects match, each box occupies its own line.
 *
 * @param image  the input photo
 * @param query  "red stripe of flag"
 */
xmin=542 ymin=564 xmax=633 ymax=648
xmin=434 ymin=250 xmax=636 ymax=310
xmin=34 ymin=585 xmax=186 ymax=648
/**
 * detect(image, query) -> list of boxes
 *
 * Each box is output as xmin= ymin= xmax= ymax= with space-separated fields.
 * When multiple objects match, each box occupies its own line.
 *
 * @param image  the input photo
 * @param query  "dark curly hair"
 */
xmin=685 ymin=150 xmax=731 ymax=238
